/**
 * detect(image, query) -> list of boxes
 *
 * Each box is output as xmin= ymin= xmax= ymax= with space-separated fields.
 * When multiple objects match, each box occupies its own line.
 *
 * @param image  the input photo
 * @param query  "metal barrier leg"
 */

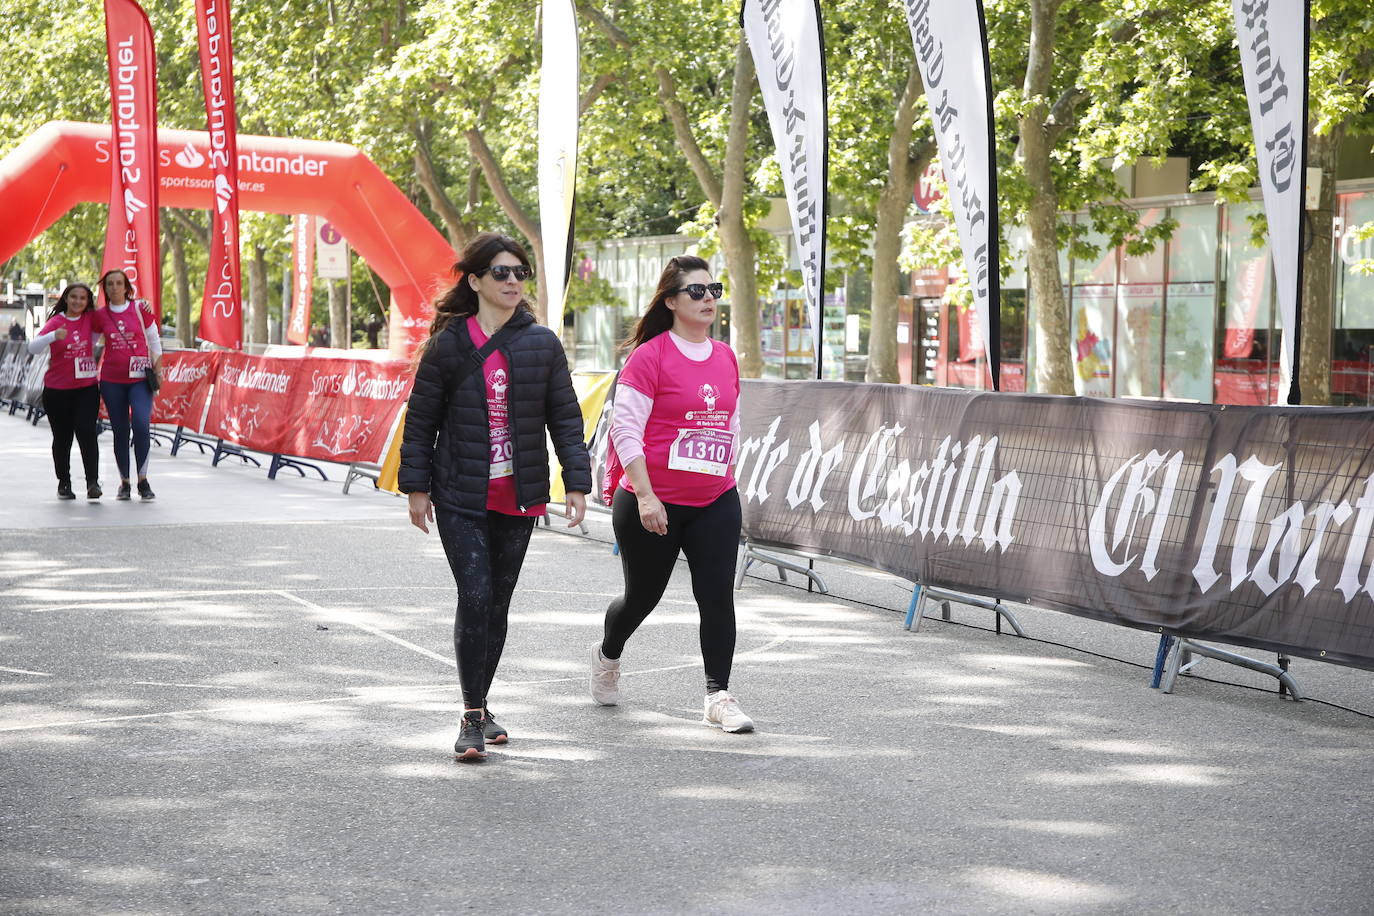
xmin=994 ymin=603 xmax=1027 ymax=637
xmin=1150 ymin=634 xmax=1175 ymax=688
xmin=903 ymin=584 xmax=922 ymax=630
xmin=738 ymin=544 xmax=828 ymax=593
xmin=1161 ymin=639 xmax=1304 ymax=700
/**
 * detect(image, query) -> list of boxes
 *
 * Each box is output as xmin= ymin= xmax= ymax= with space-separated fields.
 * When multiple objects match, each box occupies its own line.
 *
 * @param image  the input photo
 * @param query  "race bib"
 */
xmin=74 ymin=356 xmax=96 ymax=379
xmin=667 ymin=428 xmax=734 ymax=476
xmin=128 ymin=355 xmax=150 ymax=378
xmin=489 ymin=437 xmax=514 ymax=479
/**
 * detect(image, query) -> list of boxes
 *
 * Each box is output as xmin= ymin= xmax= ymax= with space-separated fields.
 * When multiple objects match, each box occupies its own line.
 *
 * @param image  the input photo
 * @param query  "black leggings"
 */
xmin=41 ymin=385 xmax=100 ymax=485
xmin=603 ymin=487 xmax=742 ymax=693
xmin=436 ymin=509 xmax=536 ymax=709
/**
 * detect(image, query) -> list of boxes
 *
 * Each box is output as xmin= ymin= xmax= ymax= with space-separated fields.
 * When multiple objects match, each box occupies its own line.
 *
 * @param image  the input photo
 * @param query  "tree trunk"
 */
xmin=719 ymin=39 xmax=761 ymax=377
xmin=1020 ymin=0 xmax=1075 ymax=395
xmin=412 ymin=121 xmax=470 ymax=252
xmin=248 ymin=246 xmax=269 ymax=347
xmin=466 ymin=128 xmax=548 ymax=324
xmin=1299 ymin=122 xmax=1344 ymax=405
xmin=167 ymin=223 xmax=193 ymax=348
xmin=868 ymin=65 xmax=928 ymax=384
xmin=329 ymin=279 xmax=349 ymax=348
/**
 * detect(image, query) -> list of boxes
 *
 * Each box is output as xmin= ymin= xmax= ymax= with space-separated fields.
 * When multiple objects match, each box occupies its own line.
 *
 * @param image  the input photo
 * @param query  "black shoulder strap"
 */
xmin=453 ymin=320 xmax=523 ymax=388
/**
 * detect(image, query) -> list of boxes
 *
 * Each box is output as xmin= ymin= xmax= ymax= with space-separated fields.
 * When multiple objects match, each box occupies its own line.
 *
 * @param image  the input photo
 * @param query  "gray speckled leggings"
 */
xmin=436 ymin=509 xmax=536 ymax=709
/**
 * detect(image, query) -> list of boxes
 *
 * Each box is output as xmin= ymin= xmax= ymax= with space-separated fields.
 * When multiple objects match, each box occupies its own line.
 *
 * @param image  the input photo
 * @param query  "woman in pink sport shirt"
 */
xmin=92 ymin=269 xmax=163 ymax=501
xmin=589 ymin=255 xmax=754 ymax=733
xmin=27 ymin=283 xmax=103 ymax=499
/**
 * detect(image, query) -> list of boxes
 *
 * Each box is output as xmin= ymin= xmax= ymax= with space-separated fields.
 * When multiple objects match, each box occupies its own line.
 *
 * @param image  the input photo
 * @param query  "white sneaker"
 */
xmin=702 ymin=690 xmax=754 ymax=733
xmin=590 ymin=642 xmax=621 ymax=706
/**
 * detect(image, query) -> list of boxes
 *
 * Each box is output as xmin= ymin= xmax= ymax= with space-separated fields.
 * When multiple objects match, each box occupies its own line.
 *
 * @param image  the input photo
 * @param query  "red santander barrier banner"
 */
xmin=279 ymin=357 xmax=412 ymax=462
xmin=201 ymin=352 xmax=411 ymax=463
xmin=151 ymin=350 xmax=223 ymax=428
xmin=204 ymin=352 xmax=298 ymax=454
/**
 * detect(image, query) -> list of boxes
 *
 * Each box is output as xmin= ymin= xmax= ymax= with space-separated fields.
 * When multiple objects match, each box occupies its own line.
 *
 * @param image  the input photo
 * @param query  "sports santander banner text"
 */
xmin=203 ymin=352 xmax=410 ymax=462
xmin=102 ymin=0 xmax=161 ymax=316
xmin=538 ymin=0 xmax=579 ymax=334
xmin=731 ymin=380 xmax=1374 ymax=670
xmin=194 ymin=0 xmax=244 ymax=349
xmin=904 ymin=0 xmax=1000 ymax=389
xmin=151 ymin=350 xmax=222 ymax=428
xmin=1233 ymin=0 xmax=1307 ymax=403
xmin=742 ymin=0 xmax=827 ymax=374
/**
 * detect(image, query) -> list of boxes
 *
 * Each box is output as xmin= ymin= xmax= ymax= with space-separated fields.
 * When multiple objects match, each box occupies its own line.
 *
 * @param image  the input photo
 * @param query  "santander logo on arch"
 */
xmin=174 ymin=143 xmax=205 ymax=168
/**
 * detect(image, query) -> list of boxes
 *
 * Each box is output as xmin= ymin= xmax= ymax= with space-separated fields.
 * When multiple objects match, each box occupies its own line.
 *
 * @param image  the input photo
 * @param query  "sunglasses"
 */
xmin=673 ymin=282 xmax=724 ymax=301
xmin=476 ymin=264 xmax=533 ymax=282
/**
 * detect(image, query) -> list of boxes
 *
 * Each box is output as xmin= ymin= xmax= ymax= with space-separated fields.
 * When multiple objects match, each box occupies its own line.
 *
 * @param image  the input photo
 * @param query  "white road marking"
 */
xmin=0 ymin=666 xmax=52 ymax=677
xmin=0 ymin=587 xmax=793 ymax=734
xmin=131 ymin=682 xmax=241 ymax=690
xmin=272 ymin=589 xmax=457 ymax=669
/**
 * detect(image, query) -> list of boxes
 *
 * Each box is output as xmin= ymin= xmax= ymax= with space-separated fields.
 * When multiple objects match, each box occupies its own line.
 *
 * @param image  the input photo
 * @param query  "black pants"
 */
xmin=41 ymin=385 xmax=100 ymax=485
xmin=603 ymin=487 xmax=741 ymax=693
xmin=436 ymin=509 xmax=537 ymax=709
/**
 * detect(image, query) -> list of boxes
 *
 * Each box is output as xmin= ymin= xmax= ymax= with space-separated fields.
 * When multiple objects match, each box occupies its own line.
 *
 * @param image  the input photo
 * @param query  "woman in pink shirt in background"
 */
xmin=28 ymin=283 xmax=102 ymax=500
xmin=93 ymin=269 xmax=163 ymax=501
xmin=589 ymin=255 xmax=753 ymax=733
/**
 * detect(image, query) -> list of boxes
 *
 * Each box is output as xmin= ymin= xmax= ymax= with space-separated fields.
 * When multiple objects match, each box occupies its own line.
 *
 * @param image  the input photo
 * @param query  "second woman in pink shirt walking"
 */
xmin=590 ymin=255 xmax=753 ymax=733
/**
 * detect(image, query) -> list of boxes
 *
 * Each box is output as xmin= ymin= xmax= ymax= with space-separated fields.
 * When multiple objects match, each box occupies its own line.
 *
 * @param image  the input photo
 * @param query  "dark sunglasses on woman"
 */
xmin=674 ymin=282 xmax=724 ymax=301
xmin=476 ymin=264 xmax=533 ymax=282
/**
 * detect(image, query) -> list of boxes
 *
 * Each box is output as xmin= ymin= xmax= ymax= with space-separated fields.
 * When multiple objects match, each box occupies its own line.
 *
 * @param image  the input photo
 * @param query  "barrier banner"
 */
xmin=734 ymin=379 xmax=1374 ymax=670
xmin=1233 ymin=0 xmax=1308 ymax=403
xmin=903 ymin=0 xmax=1000 ymax=389
xmin=0 ymin=341 xmax=48 ymax=407
xmin=287 ymin=214 xmax=315 ymax=345
xmin=194 ymin=0 xmax=244 ymax=349
xmin=151 ymin=350 xmax=223 ymax=429
xmin=279 ymin=357 xmax=412 ymax=463
xmin=538 ymin=0 xmax=580 ymax=334
xmin=741 ymin=0 xmax=828 ymax=375
xmin=101 ymin=0 xmax=161 ymax=316
xmin=203 ymin=351 xmax=298 ymax=453
xmin=0 ymin=341 xmax=26 ymax=401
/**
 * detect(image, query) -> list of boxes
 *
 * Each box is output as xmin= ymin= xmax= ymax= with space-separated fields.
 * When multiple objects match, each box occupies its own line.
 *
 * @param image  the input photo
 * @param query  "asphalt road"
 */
xmin=2 ymin=415 xmax=1372 ymax=915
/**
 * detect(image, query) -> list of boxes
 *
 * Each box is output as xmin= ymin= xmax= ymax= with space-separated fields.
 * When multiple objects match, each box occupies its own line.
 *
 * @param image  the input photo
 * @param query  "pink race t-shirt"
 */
xmin=37 ymin=311 xmax=100 ymax=390
xmin=468 ymin=317 xmax=545 ymax=518
xmin=617 ymin=331 xmax=740 ymax=507
xmin=94 ymin=302 xmax=154 ymax=382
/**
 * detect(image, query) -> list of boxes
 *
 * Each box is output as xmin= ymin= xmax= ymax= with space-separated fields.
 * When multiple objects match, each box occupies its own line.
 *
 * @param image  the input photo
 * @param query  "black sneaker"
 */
xmin=482 ymin=708 xmax=509 ymax=744
xmin=137 ymin=480 xmax=155 ymax=501
xmin=57 ymin=482 xmax=75 ymax=500
xmin=116 ymin=481 xmax=132 ymax=500
xmin=86 ymin=482 xmax=102 ymax=500
xmin=454 ymin=711 xmax=485 ymax=760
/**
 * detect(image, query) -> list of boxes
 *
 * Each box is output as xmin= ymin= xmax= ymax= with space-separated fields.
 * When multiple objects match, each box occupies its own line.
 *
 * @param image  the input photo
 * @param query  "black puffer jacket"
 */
xmin=398 ymin=309 xmax=592 ymax=517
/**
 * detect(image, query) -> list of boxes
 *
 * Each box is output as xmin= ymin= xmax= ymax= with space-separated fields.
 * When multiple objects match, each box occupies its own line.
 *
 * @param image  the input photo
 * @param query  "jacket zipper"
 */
xmin=500 ymin=339 xmax=527 ymax=513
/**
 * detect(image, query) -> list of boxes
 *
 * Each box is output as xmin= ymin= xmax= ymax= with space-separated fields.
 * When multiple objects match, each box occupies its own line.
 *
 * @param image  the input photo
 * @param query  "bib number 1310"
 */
xmin=667 ymin=428 xmax=734 ymax=476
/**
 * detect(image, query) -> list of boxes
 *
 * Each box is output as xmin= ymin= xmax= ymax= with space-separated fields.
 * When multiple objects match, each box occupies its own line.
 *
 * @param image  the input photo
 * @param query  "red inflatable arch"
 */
xmin=0 ymin=120 xmax=456 ymax=355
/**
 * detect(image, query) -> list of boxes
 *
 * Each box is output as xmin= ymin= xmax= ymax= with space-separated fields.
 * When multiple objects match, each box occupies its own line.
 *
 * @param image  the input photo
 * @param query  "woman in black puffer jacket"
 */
xmin=400 ymin=233 xmax=591 ymax=760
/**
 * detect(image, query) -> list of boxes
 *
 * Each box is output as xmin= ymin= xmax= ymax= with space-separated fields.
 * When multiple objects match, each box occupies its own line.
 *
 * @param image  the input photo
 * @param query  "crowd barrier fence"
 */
xmin=9 ymin=342 xmax=1372 ymax=694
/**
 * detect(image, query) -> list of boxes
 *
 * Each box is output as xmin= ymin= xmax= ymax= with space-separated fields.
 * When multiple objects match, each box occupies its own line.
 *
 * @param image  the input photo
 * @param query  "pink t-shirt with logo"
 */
xmin=616 ymin=331 xmax=740 ymax=507
xmin=36 ymin=311 xmax=100 ymax=390
xmin=94 ymin=302 xmax=154 ymax=382
xmin=468 ymin=316 xmax=545 ymax=518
